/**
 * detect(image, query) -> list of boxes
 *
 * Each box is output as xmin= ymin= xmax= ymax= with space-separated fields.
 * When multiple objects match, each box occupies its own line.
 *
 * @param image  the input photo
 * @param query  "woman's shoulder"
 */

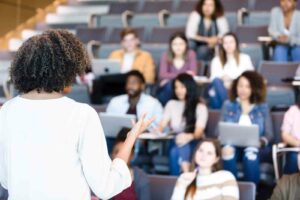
xmin=213 ymin=170 xmax=236 ymax=180
xmin=239 ymin=53 xmax=251 ymax=60
xmin=285 ymin=105 xmax=300 ymax=115
xmin=188 ymin=11 xmax=201 ymax=20
xmin=270 ymin=7 xmax=282 ymax=15
xmin=196 ymin=102 xmax=208 ymax=111
xmin=165 ymin=99 xmax=180 ymax=107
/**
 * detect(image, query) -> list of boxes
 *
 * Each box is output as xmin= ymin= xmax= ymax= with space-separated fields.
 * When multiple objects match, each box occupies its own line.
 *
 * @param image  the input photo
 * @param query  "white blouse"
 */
xmin=210 ymin=53 xmax=254 ymax=81
xmin=0 ymin=96 xmax=131 ymax=200
xmin=185 ymin=11 xmax=229 ymax=39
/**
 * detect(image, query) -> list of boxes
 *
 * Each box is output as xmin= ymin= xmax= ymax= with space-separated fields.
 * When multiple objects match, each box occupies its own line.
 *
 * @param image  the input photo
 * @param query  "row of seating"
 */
xmin=75 ymin=0 xmax=300 ymax=12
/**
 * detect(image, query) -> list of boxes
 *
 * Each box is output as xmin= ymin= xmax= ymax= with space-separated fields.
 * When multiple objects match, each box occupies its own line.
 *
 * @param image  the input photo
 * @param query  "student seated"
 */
xmin=106 ymin=70 xmax=163 ymax=125
xmin=106 ymin=70 xmax=163 ymax=166
xmin=156 ymin=73 xmax=208 ymax=175
xmin=186 ymin=0 xmax=229 ymax=61
xmin=219 ymin=71 xmax=273 ymax=184
xmin=157 ymin=32 xmax=197 ymax=106
xmin=171 ymin=139 xmax=239 ymax=200
xmin=109 ymin=28 xmax=155 ymax=84
xmin=268 ymin=0 xmax=300 ymax=62
xmin=269 ymin=154 xmax=300 ymax=200
xmin=207 ymin=32 xmax=254 ymax=109
xmin=91 ymin=28 xmax=155 ymax=104
xmin=281 ymin=102 xmax=300 ymax=174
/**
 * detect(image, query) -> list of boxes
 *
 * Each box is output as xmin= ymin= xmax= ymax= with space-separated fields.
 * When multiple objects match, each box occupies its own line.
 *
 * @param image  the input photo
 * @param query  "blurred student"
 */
xmin=171 ymin=139 xmax=239 ymax=200
xmin=207 ymin=32 xmax=254 ymax=109
xmin=158 ymin=32 xmax=197 ymax=105
xmin=109 ymin=28 xmax=155 ymax=83
xmin=268 ymin=0 xmax=300 ymax=62
xmin=219 ymin=71 xmax=273 ymax=184
xmin=281 ymin=101 xmax=300 ymax=174
xmin=157 ymin=73 xmax=208 ymax=175
xmin=186 ymin=0 xmax=229 ymax=61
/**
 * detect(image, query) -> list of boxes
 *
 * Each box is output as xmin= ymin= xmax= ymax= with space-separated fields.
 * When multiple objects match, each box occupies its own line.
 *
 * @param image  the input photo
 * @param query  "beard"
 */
xmin=127 ymin=89 xmax=142 ymax=99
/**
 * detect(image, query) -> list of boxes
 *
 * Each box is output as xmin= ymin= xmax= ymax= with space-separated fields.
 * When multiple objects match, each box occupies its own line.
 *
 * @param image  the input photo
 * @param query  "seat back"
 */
xmin=148 ymin=175 xmax=256 ymax=200
xmin=76 ymin=27 xmax=107 ymax=44
xmin=251 ymin=0 xmax=278 ymax=11
xmin=236 ymin=25 xmax=268 ymax=44
xmin=258 ymin=61 xmax=300 ymax=86
xmin=109 ymin=2 xmax=139 ymax=14
xmin=175 ymin=1 xmax=197 ymax=13
xmin=271 ymin=112 xmax=285 ymax=143
xmin=205 ymin=110 xmax=221 ymax=138
xmin=138 ymin=1 xmax=174 ymax=13
xmin=147 ymin=27 xmax=185 ymax=43
xmin=66 ymin=84 xmax=91 ymax=104
xmin=221 ymin=0 xmax=249 ymax=12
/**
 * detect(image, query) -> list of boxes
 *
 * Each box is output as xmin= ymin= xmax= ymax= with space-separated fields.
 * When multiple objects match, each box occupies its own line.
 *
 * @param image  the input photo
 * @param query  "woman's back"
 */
xmin=0 ymin=96 xmax=130 ymax=200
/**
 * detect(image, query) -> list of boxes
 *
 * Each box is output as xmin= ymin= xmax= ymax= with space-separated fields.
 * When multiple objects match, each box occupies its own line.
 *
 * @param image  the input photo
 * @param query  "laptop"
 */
xmin=91 ymin=59 xmax=121 ymax=76
xmin=218 ymin=122 xmax=260 ymax=147
xmin=99 ymin=112 xmax=136 ymax=138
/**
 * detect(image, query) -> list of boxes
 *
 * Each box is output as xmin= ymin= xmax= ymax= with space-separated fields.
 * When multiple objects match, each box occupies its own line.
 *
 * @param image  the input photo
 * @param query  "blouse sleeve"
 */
xmin=162 ymin=101 xmax=173 ymax=123
xmin=78 ymin=105 xmax=132 ymax=199
xmin=268 ymin=7 xmax=281 ymax=39
xmin=196 ymin=103 xmax=208 ymax=129
xmin=186 ymin=12 xmax=200 ymax=39
xmin=281 ymin=106 xmax=295 ymax=134
xmin=220 ymin=172 xmax=239 ymax=199
xmin=217 ymin=16 xmax=229 ymax=37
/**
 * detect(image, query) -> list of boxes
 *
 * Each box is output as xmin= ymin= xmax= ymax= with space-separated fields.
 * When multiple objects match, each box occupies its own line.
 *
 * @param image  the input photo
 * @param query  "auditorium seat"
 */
xmin=246 ymin=12 xmax=270 ymax=26
xmin=142 ymin=44 xmax=168 ymax=67
xmin=66 ymin=84 xmax=91 ymax=104
xmin=146 ymin=27 xmax=185 ymax=43
xmin=258 ymin=61 xmax=300 ymax=110
xmin=251 ymin=0 xmax=278 ymax=12
xmin=205 ymin=109 xmax=220 ymax=138
xmin=108 ymin=1 xmax=139 ymax=14
xmin=137 ymin=1 xmax=174 ymax=14
xmin=92 ymin=14 xmax=124 ymax=28
xmin=96 ymin=44 xmax=120 ymax=58
xmin=272 ymin=112 xmax=285 ymax=143
xmin=175 ymin=1 xmax=196 ymax=13
xmin=221 ymin=0 xmax=249 ymax=12
xmin=164 ymin=14 xmax=188 ymax=27
xmin=129 ymin=14 xmax=160 ymax=30
xmin=148 ymin=175 xmax=256 ymax=200
xmin=236 ymin=25 xmax=268 ymax=44
xmin=240 ymin=43 xmax=263 ymax=70
xmin=76 ymin=27 xmax=107 ymax=44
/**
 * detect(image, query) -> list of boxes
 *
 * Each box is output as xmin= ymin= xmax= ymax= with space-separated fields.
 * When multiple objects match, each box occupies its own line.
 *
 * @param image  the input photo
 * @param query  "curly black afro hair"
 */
xmin=10 ymin=29 xmax=90 ymax=93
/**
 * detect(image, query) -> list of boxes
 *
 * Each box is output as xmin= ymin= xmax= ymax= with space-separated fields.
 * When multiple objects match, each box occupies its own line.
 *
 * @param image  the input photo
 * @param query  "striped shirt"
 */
xmin=171 ymin=170 xmax=239 ymax=200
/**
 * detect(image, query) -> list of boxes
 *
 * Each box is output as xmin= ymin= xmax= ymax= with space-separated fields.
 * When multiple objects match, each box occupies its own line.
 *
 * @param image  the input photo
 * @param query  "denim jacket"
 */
xmin=219 ymin=100 xmax=274 ymax=144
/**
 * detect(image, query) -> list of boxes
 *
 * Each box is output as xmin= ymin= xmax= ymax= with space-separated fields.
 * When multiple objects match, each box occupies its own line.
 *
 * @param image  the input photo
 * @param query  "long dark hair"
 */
xmin=167 ymin=32 xmax=189 ymax=63
xmin=173 ymin=73 xmax=199 ymax=132
xmin=219 ymin=32 xmax=240 ymax=67
xmin=195 ymin=0 xmax=224 ymax=19
xmin=184 ymin=139 xmax=222 ymax=199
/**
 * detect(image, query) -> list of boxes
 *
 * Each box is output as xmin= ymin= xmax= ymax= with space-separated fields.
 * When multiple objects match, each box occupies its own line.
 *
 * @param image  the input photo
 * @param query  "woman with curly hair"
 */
xmin=0 ymin=29 xmax=153 ymax=200
xmin=218 ymin=71 xmax=273 ymax=184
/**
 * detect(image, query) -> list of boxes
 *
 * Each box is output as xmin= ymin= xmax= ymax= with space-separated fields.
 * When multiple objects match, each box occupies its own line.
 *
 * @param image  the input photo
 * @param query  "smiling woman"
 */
xmin=0 ymin=29 xmax=154 ymax=200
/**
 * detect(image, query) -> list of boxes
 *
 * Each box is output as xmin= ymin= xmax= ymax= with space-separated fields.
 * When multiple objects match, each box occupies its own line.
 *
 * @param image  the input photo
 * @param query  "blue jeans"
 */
xmin=284 ymin=152 xmax=299 ymax=174
xmin=206 ymin=78 xmax=228 ymax=109
xmin=157 ymin=80 xmax=173 ymax=106
xmin=223 ymin=146 xmax=262 ymax=184
xmin=273 ymin=44 xmax=300 ymax=62
xmin=169 ymin=139 xmax=197 ymax=175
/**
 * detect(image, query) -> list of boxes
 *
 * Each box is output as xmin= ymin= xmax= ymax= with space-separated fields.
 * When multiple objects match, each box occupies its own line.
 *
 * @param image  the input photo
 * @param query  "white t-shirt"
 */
xmin=122 ymin=52 xmax=135 ymax=73
xmin=210 ymin=53 xmax=254 ymax=81
xmin=0 ymin=96 xmax=131 ymax=200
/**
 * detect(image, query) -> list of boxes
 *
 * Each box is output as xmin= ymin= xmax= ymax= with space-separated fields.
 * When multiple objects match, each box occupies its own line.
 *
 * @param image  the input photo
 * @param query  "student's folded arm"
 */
xmin=78 ymin=106 xmax=131 ymax=199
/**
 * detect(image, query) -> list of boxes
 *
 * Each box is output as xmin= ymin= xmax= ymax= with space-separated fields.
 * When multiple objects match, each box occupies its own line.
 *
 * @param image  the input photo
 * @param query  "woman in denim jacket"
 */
xmin=218 ymin=71 xmax=273 ymax=184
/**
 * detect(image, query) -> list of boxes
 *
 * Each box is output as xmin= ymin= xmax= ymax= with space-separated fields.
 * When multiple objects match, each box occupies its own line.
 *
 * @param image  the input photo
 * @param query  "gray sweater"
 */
xmin=268 ymin=7 xmax=300 ymax=46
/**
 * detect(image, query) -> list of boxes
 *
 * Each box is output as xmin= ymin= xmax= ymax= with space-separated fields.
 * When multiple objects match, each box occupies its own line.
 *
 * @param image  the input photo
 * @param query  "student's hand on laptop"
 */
xmin=176 ymin=133 xmax=193 ymax=146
